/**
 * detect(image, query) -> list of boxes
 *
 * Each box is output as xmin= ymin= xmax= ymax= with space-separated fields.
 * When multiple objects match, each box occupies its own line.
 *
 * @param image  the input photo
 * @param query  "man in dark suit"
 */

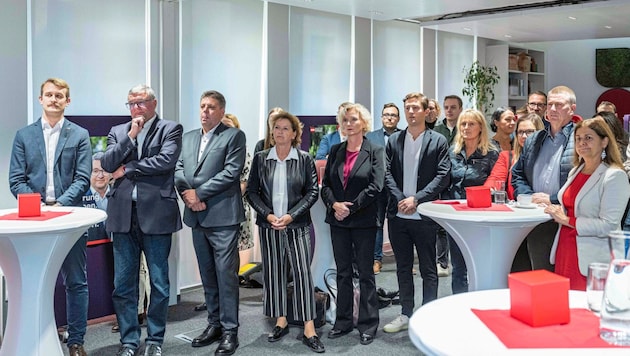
xmin=9 ymin=78 xmax=91 ymax=356
xmin=174 ymin=90 xmax=245 ymax=355
xmin=101 ymin=84 xmax=183 ymax=356
xmin=365 ymin=102 xmax=400 ymax=274
xmin=382 ymin=92 xmax=451 ymax=334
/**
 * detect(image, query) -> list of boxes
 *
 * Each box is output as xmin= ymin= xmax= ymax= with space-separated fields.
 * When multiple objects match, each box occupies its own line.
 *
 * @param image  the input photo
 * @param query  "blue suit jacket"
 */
xmin=174 ymin=123 xmax=246 ymax=228
xmin=315 ymin=131 xmax=341 ymax=159
xmin=9 ymin=118 xmax=91 ymax=206
xmin=101 ymin=116 xmax=183 ymax=235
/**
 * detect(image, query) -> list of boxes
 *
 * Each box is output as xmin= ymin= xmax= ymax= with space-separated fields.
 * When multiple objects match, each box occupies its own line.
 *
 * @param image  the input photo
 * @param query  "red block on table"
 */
xmin=508 ymin=270 xmax=570 ymax=327
xmin=465 ymin=186 xmax=491 ymax=208
xmin=18 ymin=193 xmax=42 ymax=217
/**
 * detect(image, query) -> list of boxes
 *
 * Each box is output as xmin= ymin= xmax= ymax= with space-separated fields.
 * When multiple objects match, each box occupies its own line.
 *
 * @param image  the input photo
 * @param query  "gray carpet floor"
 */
xmin=65 ymin=254 xmax=454 ymax=355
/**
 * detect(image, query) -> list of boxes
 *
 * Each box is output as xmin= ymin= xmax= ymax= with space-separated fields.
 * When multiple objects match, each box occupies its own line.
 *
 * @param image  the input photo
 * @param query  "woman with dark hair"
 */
xmin=321 ymin=103 xmax=383 ymax=346
xmin=489 ymin=106 xmax=516 ymax=151
xmin=246 ymin=111 xmax=324 ymax=353
xmin=484 ymin=113 xmax=544 ymax=201
xmin=254 ymin=107 xmax=284 ymax=154
xmin=595 ymin=111 xmax=628 ymax=161
xmin=545 ymin=117 xmax=630 ymax=289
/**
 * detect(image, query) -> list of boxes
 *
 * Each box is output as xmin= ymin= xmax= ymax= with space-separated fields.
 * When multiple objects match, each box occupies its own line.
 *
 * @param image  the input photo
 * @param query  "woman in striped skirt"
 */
xmin=246 ymin=110 xmax=324 ymax=353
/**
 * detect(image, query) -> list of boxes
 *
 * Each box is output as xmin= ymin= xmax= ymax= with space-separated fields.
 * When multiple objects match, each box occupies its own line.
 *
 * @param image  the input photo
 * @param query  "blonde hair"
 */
xmin=41 ymin=78 xmax=70 ymax=98
xmin=452 ymin=109 xmax=495 ymax=156
xmin=337 ymin=103 xmax=372 ymax=135
xmin=222 ymin=113 xmax=240 ymax=129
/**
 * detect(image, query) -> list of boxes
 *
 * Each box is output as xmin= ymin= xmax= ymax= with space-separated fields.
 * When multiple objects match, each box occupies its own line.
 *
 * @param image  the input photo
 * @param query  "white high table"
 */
xmin=0 ymin=207 xmax=107 ymax=356
xmin=409 ymin=289 xmax=627 ymax=355
xmin=417 ymin=200 xmax=551 ymax=291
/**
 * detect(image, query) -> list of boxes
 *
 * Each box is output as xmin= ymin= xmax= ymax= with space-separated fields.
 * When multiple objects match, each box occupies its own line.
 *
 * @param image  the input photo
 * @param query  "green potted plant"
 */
xmin=462 ymin=61 xmax=500 ymax=115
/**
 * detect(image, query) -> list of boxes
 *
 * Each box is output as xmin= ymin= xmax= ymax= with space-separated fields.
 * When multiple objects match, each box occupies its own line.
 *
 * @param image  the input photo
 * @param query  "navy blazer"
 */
xmin=174 ymin=123 xmax=246 ymax=228
xmin=9 ymin=118 xmax=91 ymax=206
xmin=320 ymin=138 xmax=384 ymax=228
xmin=384 ymin=129 xmax=451 ymax=218
xmin=101 ymin=116 xmax=183 ymax=235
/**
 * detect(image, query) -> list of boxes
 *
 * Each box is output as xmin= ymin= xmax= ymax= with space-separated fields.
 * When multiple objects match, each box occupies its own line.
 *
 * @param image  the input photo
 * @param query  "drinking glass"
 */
xmin=600 ymin=230 xmax=630 ymax=346
xmin=493 ymin=180 xmax=506 ymax=204
xmin=587 ymin=262 xmax=609 ymax=313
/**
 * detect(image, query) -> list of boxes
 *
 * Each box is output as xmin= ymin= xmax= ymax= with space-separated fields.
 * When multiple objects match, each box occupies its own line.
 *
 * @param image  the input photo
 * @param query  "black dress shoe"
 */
xmin=359 ymin=333 xmax=374 ymax=345
xmin=302 ymin=335 xmax=325 ymax=353
xmin=111 ymin=322 xmax=120 ymax=333
xmin=327 ymin=328 xmax=352 ymax=339
xmin=194 ymin=302 xmax=207 ymax=311
xmin=215 ymin=334 xmax=239 ymax=355
xmin=192 ymin=325 xmax=223 ymax=348
xmin=267 ymin=325 xmax=289 ymax=342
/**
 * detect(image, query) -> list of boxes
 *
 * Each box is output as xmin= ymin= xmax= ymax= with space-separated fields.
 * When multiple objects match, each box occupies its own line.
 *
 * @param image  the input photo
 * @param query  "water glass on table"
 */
xmin=493 ymin=180 xmax=507 ymax=204
xmin=600 ymin=230 xmax=630 ymax=346
xmin=586 ymin=262 xmax=608 ymax=313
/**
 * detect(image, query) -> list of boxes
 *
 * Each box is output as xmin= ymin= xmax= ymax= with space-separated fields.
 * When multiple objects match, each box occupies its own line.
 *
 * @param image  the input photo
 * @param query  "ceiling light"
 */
xmin=568 ymin=16 xmax=577 ymax=20
xmin=369 ymin=10 xmax=383 ymax=15
xmin=463 ymin=27 xmax=472 ymax=31
xmin=605 ymin=25 xmax=612 ymax=29
xmin=504 ymin=34 xmax=512 ymax=38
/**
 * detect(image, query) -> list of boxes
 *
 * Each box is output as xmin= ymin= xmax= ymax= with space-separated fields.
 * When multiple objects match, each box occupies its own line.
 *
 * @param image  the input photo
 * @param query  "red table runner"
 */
xmin=452 ymin=203 xmax=513 ymax=212
xmin=0 ymin=211 xmax=71 ymax=221
xmin=472 ymin=308 xmax=628 ymax=348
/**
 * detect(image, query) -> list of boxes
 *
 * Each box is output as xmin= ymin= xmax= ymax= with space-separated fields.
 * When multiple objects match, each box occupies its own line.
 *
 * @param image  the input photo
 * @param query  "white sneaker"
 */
xmin=437 ymin=263 xmax=450 ymax=277
xmin=383 ymin=314 xmax=409 ymax=333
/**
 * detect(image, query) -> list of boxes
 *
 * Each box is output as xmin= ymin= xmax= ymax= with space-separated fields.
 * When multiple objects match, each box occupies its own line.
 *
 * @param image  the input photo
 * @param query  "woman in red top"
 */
xmin=484 ymin=113 xmax=544 ymax=200
xmin=545 ymin=118 xmax=630 ymax=290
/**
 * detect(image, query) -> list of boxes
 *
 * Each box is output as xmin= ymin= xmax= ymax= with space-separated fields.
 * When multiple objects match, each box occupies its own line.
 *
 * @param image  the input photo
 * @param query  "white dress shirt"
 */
xmin=42 ymin=117 xmax=64 ymax=203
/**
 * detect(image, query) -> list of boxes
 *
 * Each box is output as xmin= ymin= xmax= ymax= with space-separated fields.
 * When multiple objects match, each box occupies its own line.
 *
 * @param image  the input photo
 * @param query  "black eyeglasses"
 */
xmin=125 ymin=99 xmax=152 ymax=109
xmin=517 ymin=129 xmax=536 ymax=137
xmin=527 ymin=102 xmax=547 ymax=109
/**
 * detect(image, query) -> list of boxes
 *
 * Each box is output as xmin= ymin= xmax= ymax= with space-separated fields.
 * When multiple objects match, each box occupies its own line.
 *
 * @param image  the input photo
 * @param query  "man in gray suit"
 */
xmin=101 ymin=84 xmax=183 ymax=356
xmin=175 ymin=90 xmax=245 ymax=356
xmin=9 ymin=78 xmax=91 ymax=356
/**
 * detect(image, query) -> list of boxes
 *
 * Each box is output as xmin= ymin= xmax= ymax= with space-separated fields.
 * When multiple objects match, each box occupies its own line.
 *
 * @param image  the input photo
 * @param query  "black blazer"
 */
xmin=320 ymin=138 xmax=384 ymax=228
xmin=385 ymin=129 xmax=451 ymax=218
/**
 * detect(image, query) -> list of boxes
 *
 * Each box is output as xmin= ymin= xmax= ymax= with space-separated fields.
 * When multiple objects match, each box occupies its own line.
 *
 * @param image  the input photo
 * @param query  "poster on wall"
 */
xmin=67 ymin=115 xmax=129 ymax=246
xmin=297 ymin=115 xmax=337 ymax=157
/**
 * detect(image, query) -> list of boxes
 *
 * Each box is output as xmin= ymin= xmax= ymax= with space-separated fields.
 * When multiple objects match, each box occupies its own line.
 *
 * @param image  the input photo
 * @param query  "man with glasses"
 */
xmin=527 ymin=91 xmax=547 ymax=118
xmin=366 ymin=103 xmax=401 ymax=274
xmin=82 ymin=152 xmax=111 ymax=242
xmin=101 ymin=84 xmax=183 ymax=356
xmin=9 ymin=78 xmax=91 ymax=356
xmin=512 ymin=86 xmax=580 ymax=272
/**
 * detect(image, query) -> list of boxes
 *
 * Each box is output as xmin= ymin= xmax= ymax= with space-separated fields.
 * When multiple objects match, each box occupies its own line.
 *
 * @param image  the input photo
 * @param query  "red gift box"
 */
xmin=18 ymin=193 xmax=42 ymax=217
xmin=509 ymin=270 xmax=570 ymax=327
xmin=465 ymin=186 xmax=491 ymax=208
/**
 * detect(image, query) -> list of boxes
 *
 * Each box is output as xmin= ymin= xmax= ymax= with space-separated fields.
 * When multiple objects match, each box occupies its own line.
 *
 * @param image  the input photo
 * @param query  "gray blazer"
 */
xmin=550 ymin=162 xmax=630 ymax=275
xmin=175 ymin=123 xmax=246 ymax=228
xmin=9 ymin=118 xmax=91 ymax=206
xmin=101 ymin=116 xmax=183 ymax=235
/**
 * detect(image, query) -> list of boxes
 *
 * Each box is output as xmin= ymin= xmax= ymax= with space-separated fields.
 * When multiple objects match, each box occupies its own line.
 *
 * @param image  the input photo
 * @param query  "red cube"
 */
xmin=18 ymin=193 xmax=42 ymax=217
xmin=465 ymin=186 xmax=491 ymax=208
xmin=508 ymin=270 xmax=570 ymax=327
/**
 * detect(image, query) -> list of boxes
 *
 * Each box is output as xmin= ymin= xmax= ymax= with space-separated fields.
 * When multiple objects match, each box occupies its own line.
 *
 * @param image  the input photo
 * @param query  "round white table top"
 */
xmin=409 ymin=289 xmax=627 ymax=355
xmin=0 ymin=207 xmax=107 ymax=234
xmin=417 ymin=200 xmax=550 ymax=224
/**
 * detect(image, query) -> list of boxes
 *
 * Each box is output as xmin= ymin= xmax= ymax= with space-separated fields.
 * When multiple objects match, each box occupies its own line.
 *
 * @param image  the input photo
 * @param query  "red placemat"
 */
xmin=452 ymin=204 xmax=513 ymax=212
xmin=0 ymin=211 xmax=71 ymax=221
xmin=472 ymin=308 xmax=627 ymax=348
xmin=432 ymin=200 xmax=461 ymax=205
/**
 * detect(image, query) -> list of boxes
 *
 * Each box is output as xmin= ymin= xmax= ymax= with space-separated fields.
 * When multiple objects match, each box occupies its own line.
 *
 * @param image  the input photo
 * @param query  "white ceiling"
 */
xmin=266 ymin=0 xmax=630 ymax=43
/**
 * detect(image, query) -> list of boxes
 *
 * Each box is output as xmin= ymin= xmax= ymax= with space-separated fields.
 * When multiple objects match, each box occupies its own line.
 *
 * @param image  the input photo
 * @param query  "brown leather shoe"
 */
xmin=68 ymin=344 xmax=87 ymax=356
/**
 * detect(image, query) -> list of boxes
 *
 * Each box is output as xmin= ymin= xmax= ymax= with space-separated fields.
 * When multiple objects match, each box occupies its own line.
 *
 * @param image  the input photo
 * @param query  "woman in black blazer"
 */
xmin=320 ymin=103 xmax=384 ymax=346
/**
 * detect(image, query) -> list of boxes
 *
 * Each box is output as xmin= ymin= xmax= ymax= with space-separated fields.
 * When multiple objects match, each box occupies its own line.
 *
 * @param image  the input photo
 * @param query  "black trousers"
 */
xmin=330 ymin=226 xmax=379 ymax=336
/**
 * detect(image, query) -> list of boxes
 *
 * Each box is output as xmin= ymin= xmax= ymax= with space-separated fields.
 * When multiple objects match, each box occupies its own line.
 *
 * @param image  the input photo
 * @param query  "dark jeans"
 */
xmin=112 ymin=207 xmax=172 ymax=349
xmin=374 ymin=190 xmax=387 ymax=261
xmin=330 ymin=226 xmax=379 ymax=336
xmin=449 ymin=235 xmax=468 ymax=294
xmin=436 ymin=227 xmax=449 ymax=269
xmin=388 ymin=217 xmax=438 ymax=317
xmin=524 ymin=220 xmax=557 ymax=272
xmin=61 ymin=235 xmax=88 ymax=346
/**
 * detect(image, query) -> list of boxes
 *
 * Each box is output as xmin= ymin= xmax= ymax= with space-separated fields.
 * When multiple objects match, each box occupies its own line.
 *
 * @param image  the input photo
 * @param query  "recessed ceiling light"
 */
xmin=369 ymin=10 xmax=383 ymax=15
xmin=605 ymin=25 xmax=612 ymax=29
xmin=463 ymin=27 xmax=472 ymax=31
xmin=568 ymin=16 xmax=577 ymax=20
xmin=504 ymin=34 xmax=512 ymax=38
